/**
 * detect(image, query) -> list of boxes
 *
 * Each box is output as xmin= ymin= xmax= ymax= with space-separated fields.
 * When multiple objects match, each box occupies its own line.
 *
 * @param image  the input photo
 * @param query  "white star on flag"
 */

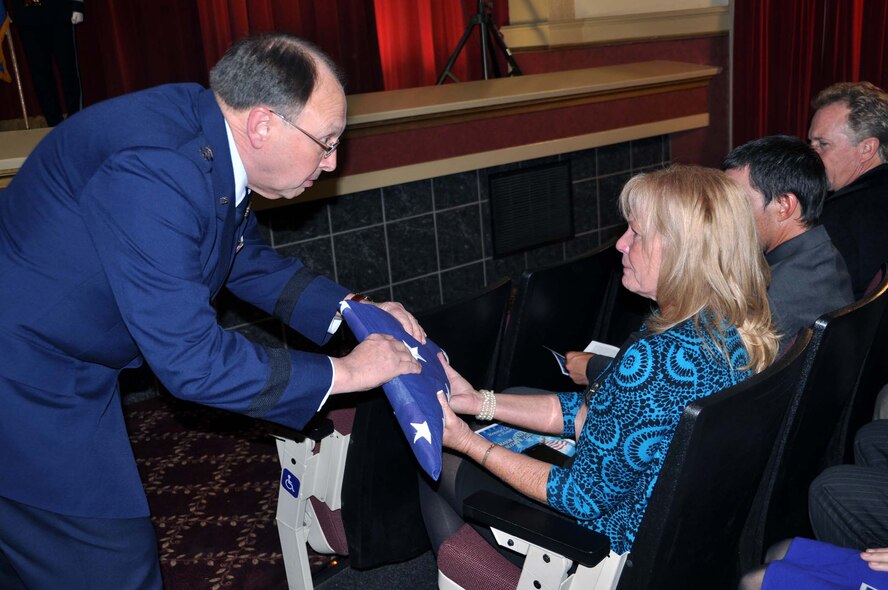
xmin=412 ymin=421 xmax=432 ymax=444
xmin=403 ymin=340 xmax=426 ymax=363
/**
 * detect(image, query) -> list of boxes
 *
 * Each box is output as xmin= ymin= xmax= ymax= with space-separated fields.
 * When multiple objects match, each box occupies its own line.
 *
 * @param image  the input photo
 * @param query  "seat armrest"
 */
xmin=268 ymin=417 xmax=335 ymax=443
xmin=463 ymin=491 xmax=610 ymax=567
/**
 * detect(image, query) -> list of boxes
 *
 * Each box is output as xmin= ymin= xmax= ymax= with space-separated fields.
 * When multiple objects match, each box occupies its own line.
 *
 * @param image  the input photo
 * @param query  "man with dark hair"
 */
xmin=723 ymin=135 xmax=853 ymax=345
xmin=0 ymin=33 xmax=424 ymax=588
xmin=809 ymin=81 xmax=888 ymax=298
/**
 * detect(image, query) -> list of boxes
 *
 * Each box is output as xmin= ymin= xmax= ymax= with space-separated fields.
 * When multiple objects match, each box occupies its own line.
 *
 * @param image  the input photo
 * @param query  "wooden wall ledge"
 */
xmin=268 ymin=59 xmax=720 ymax=207
xmin=0 ymin=128 xmax=51 ymax=188
xmin=1 ymin=61 xmax=720 ymax=198
xmin=347 ymin=60 xmax=720 ymax=135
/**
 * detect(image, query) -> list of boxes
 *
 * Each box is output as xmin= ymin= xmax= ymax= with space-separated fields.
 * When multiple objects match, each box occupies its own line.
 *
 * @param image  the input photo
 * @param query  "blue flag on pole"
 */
xmin=0 ymin=5 xmax=11 ymax=83
xmin=340 ymin=300 xmax=449 ymax=480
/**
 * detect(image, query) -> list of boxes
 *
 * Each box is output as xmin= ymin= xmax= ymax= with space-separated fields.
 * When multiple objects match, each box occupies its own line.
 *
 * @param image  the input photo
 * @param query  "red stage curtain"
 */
xmin=733 ymin=0 xmax=888 ymax=147
xmin=193 ymin=0 xmax=384 ymax=94
xmin=857 ymin=1 xmax=888 ymax=85
xmin=373 ymin=0 xmax=511 ymax=90
xmin=0 ymin=0 xmax=385 ymax=120
xmin=84 ymin=0 xmax=207 ymax=96
xmin=0 ymin=0 xmax=208 ymax=119
xmin=1 ymin=0 xmax=510 ymax=120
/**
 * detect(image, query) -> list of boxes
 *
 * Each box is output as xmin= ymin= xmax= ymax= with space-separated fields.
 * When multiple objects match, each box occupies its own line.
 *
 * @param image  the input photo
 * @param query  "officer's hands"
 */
xmin=329 ymin=333 xmax=420 ymax=394
xmin=374 ymin=300 xmax=426 ymax=344
xmin=72 ymin=11 xmax=84 ymax=24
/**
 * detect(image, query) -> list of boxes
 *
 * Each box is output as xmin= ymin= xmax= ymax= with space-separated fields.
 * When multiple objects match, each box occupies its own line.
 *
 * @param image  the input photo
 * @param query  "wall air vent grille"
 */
xmin=489 ymin=161 xmax=574 ymax=257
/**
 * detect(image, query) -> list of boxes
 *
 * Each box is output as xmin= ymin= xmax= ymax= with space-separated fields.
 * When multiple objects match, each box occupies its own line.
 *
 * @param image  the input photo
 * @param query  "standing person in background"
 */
xmin=5 ymin=0 xmax=84 ymax=126
xmin=808 ymin=81 xmax=888 ymax=298
xmin=0 ymin=33 xmax=424 ymax=589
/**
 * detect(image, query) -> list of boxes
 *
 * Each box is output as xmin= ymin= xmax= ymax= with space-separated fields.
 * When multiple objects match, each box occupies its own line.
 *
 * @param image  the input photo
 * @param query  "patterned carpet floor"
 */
xmin=125 ymin=395 xmax=332 ymax=590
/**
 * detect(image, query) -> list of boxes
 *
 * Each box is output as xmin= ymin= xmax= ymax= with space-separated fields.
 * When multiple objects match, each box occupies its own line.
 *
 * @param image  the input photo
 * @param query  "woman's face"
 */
xmin=615 ymin=215 xmax=662 ymax=301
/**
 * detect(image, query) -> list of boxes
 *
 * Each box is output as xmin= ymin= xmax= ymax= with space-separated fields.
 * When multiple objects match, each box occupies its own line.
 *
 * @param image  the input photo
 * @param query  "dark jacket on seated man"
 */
xmin=766 ymin=224 xmax=854 ymax=342
xmin=820 ymin=164 xmax=888 ymax=299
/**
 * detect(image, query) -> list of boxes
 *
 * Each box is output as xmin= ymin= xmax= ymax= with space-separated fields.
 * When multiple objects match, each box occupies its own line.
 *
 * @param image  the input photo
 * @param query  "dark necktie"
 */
xmin=236 ymin=189 xmax=252 ymax=223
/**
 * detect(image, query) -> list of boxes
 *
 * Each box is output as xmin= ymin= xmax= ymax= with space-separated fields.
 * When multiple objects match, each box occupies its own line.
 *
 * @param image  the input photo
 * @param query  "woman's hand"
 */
xmin=436 ymin=391 xmax=476 ymax=453
xmin=862 ymin=547 xmax=888 ymax=571
xmin=565 ymin=351 xmax=593 ymax=385
xmin=438 ymin=352 xmax=484 ymax=416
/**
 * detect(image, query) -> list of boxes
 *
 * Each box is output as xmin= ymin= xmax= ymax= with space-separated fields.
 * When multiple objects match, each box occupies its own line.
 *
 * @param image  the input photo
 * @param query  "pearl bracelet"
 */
xmin=476 ymin=389 xmax=497 ymax=421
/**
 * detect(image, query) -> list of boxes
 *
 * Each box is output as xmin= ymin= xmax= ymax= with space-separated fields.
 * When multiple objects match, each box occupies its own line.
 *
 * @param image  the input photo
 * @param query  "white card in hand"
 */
xmin=583 ymin=340 xmax=619 ymax=358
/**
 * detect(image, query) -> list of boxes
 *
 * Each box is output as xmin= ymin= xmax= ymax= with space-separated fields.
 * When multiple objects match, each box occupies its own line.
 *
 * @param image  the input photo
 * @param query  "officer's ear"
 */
xmin=246 ymin=107 xmax=273 ymax=148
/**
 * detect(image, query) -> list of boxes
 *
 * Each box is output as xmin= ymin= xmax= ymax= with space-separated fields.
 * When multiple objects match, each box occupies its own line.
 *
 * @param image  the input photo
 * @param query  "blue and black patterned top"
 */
xmin=546 ymin=318 xmax=752 ymax=554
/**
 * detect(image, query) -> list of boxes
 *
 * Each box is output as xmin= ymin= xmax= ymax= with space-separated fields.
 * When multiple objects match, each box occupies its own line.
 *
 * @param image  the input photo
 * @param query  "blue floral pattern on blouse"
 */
xmin=546 ymin=319 xmax=751 ymax=554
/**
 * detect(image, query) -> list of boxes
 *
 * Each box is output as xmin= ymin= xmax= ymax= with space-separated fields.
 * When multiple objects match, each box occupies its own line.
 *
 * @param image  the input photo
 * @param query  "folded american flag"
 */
xmin=340 ymin=300 xmax=450 ymax=480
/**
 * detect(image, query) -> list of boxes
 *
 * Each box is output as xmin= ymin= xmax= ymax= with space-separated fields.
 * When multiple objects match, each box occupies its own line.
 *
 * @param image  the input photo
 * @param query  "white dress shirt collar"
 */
xmin=224 ymin=121 xmax=249 ymax=206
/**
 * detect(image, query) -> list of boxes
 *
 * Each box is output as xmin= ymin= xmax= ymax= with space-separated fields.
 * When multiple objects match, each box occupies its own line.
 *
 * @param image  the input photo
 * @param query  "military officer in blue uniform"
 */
xmin=0 ymin=33 xmax=424 ymax=589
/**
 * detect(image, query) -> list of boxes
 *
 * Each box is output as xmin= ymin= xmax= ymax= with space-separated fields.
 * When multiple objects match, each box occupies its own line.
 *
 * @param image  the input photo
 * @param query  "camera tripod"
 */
xmin=436 ymin=0 xmax=522 ymax=85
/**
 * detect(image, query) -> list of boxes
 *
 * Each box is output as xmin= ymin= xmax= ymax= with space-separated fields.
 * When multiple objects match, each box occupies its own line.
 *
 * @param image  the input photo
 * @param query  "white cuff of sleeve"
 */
xmin=327 ymin=314 xmax=342 ymax=335
xmin=316 ymin=357 xmax=335 ymax=411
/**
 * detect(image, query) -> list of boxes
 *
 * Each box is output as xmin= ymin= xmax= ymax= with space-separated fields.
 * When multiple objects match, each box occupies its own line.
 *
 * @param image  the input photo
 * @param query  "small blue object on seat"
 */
xmin=340 ymin=300 xmax=450 ymax=480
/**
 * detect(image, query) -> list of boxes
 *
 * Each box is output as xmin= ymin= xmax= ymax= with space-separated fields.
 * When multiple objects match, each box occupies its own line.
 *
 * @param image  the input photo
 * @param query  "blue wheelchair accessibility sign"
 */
xmin=281 ymin=469 xmax=300 ymax=499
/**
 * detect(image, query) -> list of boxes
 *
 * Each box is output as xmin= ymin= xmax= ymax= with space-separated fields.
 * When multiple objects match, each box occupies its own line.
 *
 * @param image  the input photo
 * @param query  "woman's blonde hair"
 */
xmin=619 ymin=165 xmax=778 ymax=372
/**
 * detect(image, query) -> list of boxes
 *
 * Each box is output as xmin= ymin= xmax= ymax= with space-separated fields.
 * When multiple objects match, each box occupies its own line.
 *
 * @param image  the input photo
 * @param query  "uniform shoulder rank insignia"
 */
xmin=199 ymin=145 xmax=214 ymax=161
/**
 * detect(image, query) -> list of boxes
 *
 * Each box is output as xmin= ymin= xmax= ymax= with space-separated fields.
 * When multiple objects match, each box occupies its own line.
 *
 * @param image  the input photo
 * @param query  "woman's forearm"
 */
xmin=489 ymin=392 xmax=565 ymax=435
xmin=461 ymin=432 xmax=552 ymax=503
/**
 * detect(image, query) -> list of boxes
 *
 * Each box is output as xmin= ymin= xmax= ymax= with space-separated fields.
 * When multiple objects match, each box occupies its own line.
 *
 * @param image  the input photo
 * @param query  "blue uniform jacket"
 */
xmin=0 ymin=84 xmax=350 ymax=518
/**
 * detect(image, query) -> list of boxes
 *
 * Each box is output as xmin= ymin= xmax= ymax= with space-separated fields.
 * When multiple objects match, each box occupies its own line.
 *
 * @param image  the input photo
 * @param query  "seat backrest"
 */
xmin=417 ymin=277 xmax=512 ymax=390
xmin=493 ymin=242 xmax=615 ymax=391
xmin=617 ymin=330 xmax=813 ymax=590
xmin=840 ymin=263 xmax=888 ymax=462
xmin=739 ymin=272 xmax=888 ymax=572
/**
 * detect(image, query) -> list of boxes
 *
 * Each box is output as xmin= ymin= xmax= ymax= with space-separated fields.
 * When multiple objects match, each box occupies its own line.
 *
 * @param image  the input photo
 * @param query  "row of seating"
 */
xmin=438 ymin=262 xmax=888 ymax=589
xmin=273 ymin=237 xmax=888 ymax=589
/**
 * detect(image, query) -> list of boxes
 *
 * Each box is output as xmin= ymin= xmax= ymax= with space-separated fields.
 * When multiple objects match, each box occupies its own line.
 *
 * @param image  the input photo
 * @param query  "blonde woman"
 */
xmin=422 ymin=165 xmax=779 ymax=558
